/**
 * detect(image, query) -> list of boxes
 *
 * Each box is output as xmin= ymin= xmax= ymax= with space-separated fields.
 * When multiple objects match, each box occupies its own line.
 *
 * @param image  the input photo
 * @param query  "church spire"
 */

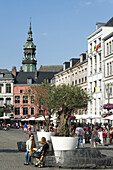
xmin=27 ymin=19 xmax=33 ymax=41
xmin=22 ymin=20 xmax=37 ymax=72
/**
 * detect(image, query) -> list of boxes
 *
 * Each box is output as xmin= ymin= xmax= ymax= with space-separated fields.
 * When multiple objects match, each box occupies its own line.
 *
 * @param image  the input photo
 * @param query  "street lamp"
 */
xmin=105 ymin=83 xmax=112 ymax=144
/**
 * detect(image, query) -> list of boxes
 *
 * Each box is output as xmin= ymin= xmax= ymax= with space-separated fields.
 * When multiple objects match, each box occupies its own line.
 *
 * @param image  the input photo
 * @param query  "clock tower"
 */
xmin=22 ymin=21 xmax=37 ymax=72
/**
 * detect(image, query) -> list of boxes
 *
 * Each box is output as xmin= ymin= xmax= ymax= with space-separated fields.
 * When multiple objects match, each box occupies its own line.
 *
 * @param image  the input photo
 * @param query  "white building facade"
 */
xmin=0 ymin=70 xmax=14 ymax=117
xmin=103 ymin=32 xmax=113 ymax=114
xmin=87 ymin=18 xmax=113 ymax=120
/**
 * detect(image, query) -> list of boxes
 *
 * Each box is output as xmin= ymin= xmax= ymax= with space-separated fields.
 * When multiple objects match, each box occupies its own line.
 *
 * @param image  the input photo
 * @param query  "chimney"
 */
xmin=19 ymin=66 xmax=23 ymax=72
xmin=12 ymin=66 xmax=16 ymax=77
xmin=35 ymin=68 xmax=37 ymax=79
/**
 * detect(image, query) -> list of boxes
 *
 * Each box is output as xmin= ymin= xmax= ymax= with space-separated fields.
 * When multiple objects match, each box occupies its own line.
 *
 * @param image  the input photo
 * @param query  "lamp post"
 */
xmin=106 ymin=83 xmax=112 ymax=144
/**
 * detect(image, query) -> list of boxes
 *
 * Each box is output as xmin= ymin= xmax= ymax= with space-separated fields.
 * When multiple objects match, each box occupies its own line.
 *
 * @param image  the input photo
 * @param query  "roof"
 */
xmin=0 ymin=69 xmax=9 ymax=73
xmin=105 ymin=17 xmax=113 ymax=26
xmin=0 ymin=69 xmax=13 ymax=79
xmin=14 ymin=71 xmax=59 ymax=84
xmin=38 ymin=65 xmax=63 ymax=72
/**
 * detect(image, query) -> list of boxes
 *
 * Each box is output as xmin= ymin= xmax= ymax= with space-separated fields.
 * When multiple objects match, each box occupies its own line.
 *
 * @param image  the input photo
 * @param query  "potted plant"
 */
xmin=48 ymin=84 xmax=91 ymax=163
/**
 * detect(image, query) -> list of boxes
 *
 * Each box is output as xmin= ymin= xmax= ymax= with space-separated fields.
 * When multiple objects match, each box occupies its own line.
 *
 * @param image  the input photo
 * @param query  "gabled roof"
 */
xmin=14 ymin=71 xmax=58 ymax=84
xmin=105 ymin=17 xmax=113 ymax=26
xmin=0 ymin=69 xmax=9 ymax=73
xmin=38 ymin=65 xmax=63 ymax=72
xmin=0 ymin=69 xmax=13 ymax=79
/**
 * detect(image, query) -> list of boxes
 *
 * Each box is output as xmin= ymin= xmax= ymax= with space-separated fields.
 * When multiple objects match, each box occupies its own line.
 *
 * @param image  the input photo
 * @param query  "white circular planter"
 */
xmin=37 ymin=131 xmax=54 ymax=142
xmin=51 ymin=136 xmax=78 ymax=150
xmin=51 ymin=136 xmax=78 ymax=164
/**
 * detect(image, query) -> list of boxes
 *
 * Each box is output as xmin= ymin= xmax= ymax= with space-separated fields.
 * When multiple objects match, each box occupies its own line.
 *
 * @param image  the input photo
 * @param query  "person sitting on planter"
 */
xmin=24 ymin=133 xmax=36 ymax=165
xmin=34 ymin=137 xmax=49 ymax=167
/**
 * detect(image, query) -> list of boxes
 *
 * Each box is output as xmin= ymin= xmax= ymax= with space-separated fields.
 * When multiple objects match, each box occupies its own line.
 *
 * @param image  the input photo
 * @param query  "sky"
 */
xmin=0 ymin=0 xmax=113 ymax=71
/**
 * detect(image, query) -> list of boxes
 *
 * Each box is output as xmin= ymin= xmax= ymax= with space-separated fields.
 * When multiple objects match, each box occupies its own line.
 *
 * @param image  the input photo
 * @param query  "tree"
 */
xmin=28 ymin=83 xmax=52 ymax=132
xmin=28 ymin=84 xmax=91 ymax=135
xmin=48 ymin=84 xmax=91 ymax=136
xmin=0 ymin=108 xmax=3 ymax=117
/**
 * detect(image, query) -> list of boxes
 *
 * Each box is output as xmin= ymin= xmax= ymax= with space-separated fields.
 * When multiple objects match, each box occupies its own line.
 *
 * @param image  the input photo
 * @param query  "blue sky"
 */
xmin=0 ymin=0 xmax=113 ymax=71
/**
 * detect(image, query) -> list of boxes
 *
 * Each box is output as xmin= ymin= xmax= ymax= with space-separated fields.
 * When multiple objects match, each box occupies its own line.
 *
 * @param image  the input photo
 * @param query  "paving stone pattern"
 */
xmin=1 ymin=128 xmax=113 ymax=170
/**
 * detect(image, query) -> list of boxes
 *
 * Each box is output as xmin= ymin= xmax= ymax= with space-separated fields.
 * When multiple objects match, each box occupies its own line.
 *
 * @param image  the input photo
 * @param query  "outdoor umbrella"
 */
xmin=21 ymin=118 xmax=29 ymax=121
xmin=0 ymin=116 xmax=10 ymax=119
xmin=103 ymin=115 xmax=113 ymax=120
xmin=35 ymin=116 xmax=45 ymax=121
xmin=28 ymin=117 xmax=35 ymax=121
xmin=87 ymin=115 xmax=101 ymax=119
xmin=50 ymin=116 xmax=57 ymax=121
xmin=80 ymin=114 xmax=89 ymax=119
xmin=75 ymin=115 xmax=82 ymax=120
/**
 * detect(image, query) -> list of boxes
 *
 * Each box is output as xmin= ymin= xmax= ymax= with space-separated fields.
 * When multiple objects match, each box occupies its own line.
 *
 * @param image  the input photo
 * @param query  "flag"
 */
xmin=94 ymin=44 xmax=100 ymax=51
xmin=94 ymin=87 xmax=97 ymax=93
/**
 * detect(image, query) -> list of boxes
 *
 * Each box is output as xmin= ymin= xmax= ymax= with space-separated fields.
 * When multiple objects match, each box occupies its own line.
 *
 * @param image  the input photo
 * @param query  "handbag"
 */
xmin=31 ymin=151 xmax=42 ymax=158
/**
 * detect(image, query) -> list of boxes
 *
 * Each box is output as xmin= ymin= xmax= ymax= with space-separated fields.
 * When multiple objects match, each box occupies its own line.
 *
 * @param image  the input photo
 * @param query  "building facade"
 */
xmin=55 ymin=53 xmax=88 ymax=115
xmin=87 ymin=18 xmax=113 ymax=119
xmin=0 ymin=69 xmax=14 ymax=117
xmin=103 ymin=32 xmax=113 ymax=114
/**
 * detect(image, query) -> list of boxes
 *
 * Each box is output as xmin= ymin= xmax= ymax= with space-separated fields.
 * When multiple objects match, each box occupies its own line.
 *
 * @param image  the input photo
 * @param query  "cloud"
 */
xmin=80 ymin=1 xmax=92 ymax=7
xmin=41 ymin=33 xmax=47 ymax=36
xmin=85 ymin=1 xmax=92 ymax=5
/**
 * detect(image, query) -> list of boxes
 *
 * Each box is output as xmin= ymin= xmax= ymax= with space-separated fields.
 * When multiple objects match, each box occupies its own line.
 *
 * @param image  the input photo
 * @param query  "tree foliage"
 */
xmin=28 ymin=84 xmax=91 ymax=135
xmin=47 ymin=84 xmax=91 ymax=136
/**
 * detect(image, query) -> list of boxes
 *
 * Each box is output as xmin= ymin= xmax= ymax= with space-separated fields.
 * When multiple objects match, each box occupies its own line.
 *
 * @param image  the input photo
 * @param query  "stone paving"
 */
xmin=0 ymin=128 xmax=113 ymax=170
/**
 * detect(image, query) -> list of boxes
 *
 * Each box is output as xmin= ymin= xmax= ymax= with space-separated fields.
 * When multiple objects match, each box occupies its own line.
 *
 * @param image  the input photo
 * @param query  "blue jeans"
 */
xmin=25 ymin=151 xmax=30 ymax=163
xmin=77 ymin=135 xmax=83 ymax=148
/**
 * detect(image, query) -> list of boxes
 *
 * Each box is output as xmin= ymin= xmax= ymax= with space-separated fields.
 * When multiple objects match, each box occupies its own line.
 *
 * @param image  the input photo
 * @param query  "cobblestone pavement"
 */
xmin=0 ymin=128 xmax=113 ymax=170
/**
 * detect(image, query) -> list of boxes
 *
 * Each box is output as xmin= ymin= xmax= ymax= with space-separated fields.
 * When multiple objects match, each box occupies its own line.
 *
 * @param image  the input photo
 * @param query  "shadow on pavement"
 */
xmin=98 ymin=147 xmax=113 ymax=150
xmin=0 ymin=149 xmax=19 ymax=153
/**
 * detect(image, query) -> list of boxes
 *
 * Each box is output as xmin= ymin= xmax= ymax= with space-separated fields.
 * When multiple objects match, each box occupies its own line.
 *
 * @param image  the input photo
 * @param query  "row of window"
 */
xmin=15 ymin=95 xmax=34 ymax=104
xmin=90 ymin=54 xmax=101 ymax=75
xmin=106 ymin=40 xmax=113 ymax=55
xmin=0 ymin=98 xmax=11 ymax=106
xmin=89 ymin=80 xmax=102 ymax=93
xmin=89 ymin=38 xmax=101 ymax=53
xmin=57 ymin=69 xmax=87 ymax=86
xmin=0 ymin=84 xmax=11 ymax=93
xmin=15 ymin=107 xmax=34 ymax=115
xmin=107 ymin=61 xmax=113 ymax=76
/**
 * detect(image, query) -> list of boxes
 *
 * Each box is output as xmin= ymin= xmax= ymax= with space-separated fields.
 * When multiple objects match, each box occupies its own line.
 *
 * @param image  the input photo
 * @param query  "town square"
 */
xmin=1 ymin=0 xmax=113 ymax=169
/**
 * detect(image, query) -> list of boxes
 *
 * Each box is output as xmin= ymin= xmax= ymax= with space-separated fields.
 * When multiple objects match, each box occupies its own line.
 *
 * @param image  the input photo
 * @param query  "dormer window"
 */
xmin=27 ymin=79 xmax=32 ymax=84
xmin=0 ymin=73 xmax=3 ymax=78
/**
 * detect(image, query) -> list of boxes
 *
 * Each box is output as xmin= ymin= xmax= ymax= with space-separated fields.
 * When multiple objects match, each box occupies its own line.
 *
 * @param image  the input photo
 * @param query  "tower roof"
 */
xmin=28 ymin=20 xmax=32 ymax=34
xmin=27 ymin=20 xmax=33 ymax=42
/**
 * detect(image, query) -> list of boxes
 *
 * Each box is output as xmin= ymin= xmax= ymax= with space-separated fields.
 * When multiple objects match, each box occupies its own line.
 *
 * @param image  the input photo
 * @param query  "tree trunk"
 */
xmin=57 ymin=110 xmax=70 ymax=136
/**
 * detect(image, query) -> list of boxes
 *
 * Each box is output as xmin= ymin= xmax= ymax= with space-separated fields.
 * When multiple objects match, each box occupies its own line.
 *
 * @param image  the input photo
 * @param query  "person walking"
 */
xmin=91 ymin=127 xmax=100 ymax=148
xmin=24 ymin=123 xmax=27 ymax=133
xmin=75 ymin=125 xmax=85 ymax=148
xmin=24 ymin=133 xmax=36 ymax=165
